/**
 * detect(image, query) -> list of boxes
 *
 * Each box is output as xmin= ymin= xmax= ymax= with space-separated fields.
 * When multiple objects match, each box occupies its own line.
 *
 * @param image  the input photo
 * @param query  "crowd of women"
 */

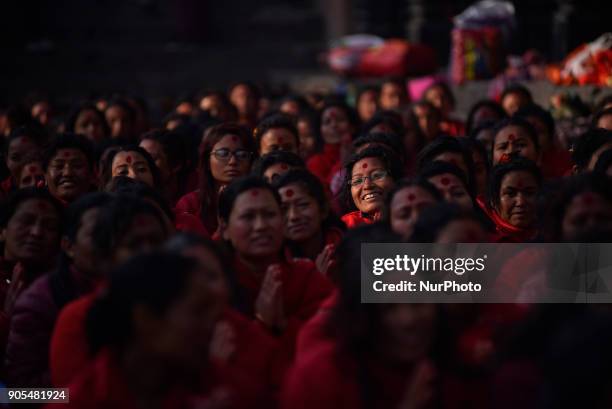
xmin=1 ymin=79 xmax=612 ymax=408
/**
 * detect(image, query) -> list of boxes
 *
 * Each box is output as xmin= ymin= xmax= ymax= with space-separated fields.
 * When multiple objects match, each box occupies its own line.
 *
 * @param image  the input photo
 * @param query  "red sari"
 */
xmin=489 ymin=209 xmax=538 ymax=243
xmin=45 ymin=348 xmax=256 ymax=409
xmin=306 ymin=143 xmax=341 ymax=185
xmin=232 ymin=256 xmax=333 ymax=378
xmin=341 ymin=211 xmax=375 ymax=229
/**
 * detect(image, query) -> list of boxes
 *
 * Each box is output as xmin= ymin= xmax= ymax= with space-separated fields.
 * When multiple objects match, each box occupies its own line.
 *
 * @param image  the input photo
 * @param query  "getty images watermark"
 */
xmin=361 ymin=243 xmax=612 ymax=303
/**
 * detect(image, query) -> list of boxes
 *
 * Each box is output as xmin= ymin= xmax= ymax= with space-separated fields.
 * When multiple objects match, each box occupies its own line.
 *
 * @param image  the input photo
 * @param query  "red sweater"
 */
xmin=307 ymin=143 xmax=341 ymax=185
xmin=45 ymin=348 xmax=256 ymax=409
xmin=175 ymin=190 xmax=218 ymax=235
xmin=341 ymin=211 xmax=375 ymax=229
xmin=232 ymin=257 xmax=334 ymax=377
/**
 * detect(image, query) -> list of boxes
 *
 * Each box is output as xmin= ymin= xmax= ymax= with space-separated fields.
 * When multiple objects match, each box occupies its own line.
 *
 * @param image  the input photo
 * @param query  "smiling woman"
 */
xmin=340 ymin=146 xmax=404 ymax=228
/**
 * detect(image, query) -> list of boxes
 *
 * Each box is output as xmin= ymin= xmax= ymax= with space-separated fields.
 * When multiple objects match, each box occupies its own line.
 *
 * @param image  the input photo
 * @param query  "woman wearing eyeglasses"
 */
xmin=176 ymin=123 xmax=256 ymax=236
xmin=340 ymin=146 xmax=404 ymax=229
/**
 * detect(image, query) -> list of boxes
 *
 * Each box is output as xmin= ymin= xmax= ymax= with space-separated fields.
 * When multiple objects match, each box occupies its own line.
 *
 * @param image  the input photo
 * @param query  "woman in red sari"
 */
xmin=273 ymin=169 xmax=345 ymax=275
xmin=176 ymin=123 xmax=256 ymax=236
xmin=340 ymin=146 xmax=403 ymax=228
xmin=217 ymin=175 xmax=333 ymax=374
xmin=487 ymin=158 xmax=542 ymax=242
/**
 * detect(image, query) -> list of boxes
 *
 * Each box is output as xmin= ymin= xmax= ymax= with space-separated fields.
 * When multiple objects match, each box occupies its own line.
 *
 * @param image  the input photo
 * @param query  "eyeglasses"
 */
xmin=349 ymin=169 xmax=388 ymax=187
xmin=211 ymin=148 xmax=252 ymax=162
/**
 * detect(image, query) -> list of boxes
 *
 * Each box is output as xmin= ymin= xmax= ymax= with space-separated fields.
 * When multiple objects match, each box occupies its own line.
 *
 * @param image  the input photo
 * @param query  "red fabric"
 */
xmin=0 ymin=177 xmax=13 ymax=197
xmin=540 ymin=146 xmax=573 ymax=179
xmin=307 ymin=143 xmax=341 ymax=185
xmin=50 ymin=294 xmax=97 ymax=387
xmin=488 ymin=208 xmax=538 ymax=243
xmin=222 ymin=309 xmax=281 ymax=396
xmin=232 ymin=256 xmax=333 ymax=378
xmin=285 ymin=227 xmax=344 ymax=262
xmin=441 ymin=118 xmax=466 ymax=137
xmin=173 ymin=210 xmax=210 ymax=238
xmin=175 ymin=189 xmax=218 ymax=234
xmin=341 ymin=211 xmax=374 ymax=229
xmin=295 ymin=291 xmax=338 ymax=360
xmin=283 ymin=342 xmax=486 ymax=409
xmin=175 ymin=190 xmax=201 ymax=218
xmin=45 ymin=348 xmax=255 ymax=409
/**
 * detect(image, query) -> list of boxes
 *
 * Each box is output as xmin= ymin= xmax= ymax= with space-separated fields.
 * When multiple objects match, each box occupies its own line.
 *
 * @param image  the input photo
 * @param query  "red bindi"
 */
xmin=516 ymin=181 xmax=524 ymax=189
xmin=126 ymin=155 xmax=132 ymax=164
xmin=28 ymin=165 xmax=37 ymax=173
xmin=407 ymin=193 xmax=416 ymax=201
xmin=362 ymin=163 xmax=368 ymax=169
xmin=251 ymin=189 xmax=259 ymax=197
xmin=508 ymin=134 xmax=516 ymax=141
xmin=280 ymin=163 xmax=288 ymax=170
xmin=63 ymin=151 xmax=71 ymax=158
xmin=278 ymin=136 xmax=284 ymax=144
xmin=231 ymin=136 xmax=238 ymax=143
xmin=440 ymin=177 xmax=450 ymax=186
xmin=285 ymin=188 xmax=294 ymax=197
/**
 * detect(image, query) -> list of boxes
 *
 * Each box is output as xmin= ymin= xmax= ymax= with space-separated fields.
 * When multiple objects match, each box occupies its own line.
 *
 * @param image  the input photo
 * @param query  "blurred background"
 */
xmin=0 ymin=0 xmax=608 ymax=112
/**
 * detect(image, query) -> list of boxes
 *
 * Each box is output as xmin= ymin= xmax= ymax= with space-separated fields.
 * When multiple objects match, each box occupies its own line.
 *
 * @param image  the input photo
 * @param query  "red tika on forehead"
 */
xmin=126 ymin=155 xmax=133 ymax=164
xmin=250 ymin=189 xmax=260 ymax=197
xmin=362 ymin=163 xmax=368 ymax=169
xmin=62 ymin=150 xmax=71 ymax=158
xmin=29 ymin=165 xmax=37 ymax=173
xmin=440 ymin=177 xmax=450 ymax=186
xmin=277 ymin=136 xmax=284 ymax=144
xmin=280 ymin=163 xmax=288 ymax=170
xmin=407 ymin=193 xmax=416 ymax=201
xmin=231 ymin=135 xmax=238 ymax=143
xmin=516 ymin=181 xmax=524 ymax=189
xmin=508 ymin=134 xmax=516 ymax=141
xmin=285 ymin=188 xmax=294 ymax=198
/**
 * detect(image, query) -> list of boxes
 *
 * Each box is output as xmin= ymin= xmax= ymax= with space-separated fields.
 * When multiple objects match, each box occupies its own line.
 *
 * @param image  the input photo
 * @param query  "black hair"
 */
xmin=99 ymin=145 xmax=162 ymax=191
xmin=424 ymin=81 xmax=456 ymax=109
xmin=0 ymin=187 xmax=64 ymax=229
xmin=43 ymin=133 xmax=96 ymax=171
xmin=65 ymin=102 xmax=110 ymax=137
xmin=593 ymin=148 xmax=612 ymax=175
xmin=320 ymin=100 xmax=361 ymax=135
xmin=340 ymin=146 xmax=404 ymax=212
xmin=86 ymin=252 xmax=200 ymax=352
xmin=469 ymin=119 xmax=498 ymax=141
xmin=416 ymin=136 xmax=476 ymax=191
xmin=515 ymin=103 xmax=556 ymax=142
xmin=217 ymin=175 xmax=281 ymax=224
xmin=592 ymin=107 xmax=612 ymax=128
xmin=251 ymin=150 xmax=305 ymax=178
xmin=352 ymin=132 xmax=406 ymax=163
xmin=418 ymin=160 xmax=475 ymax=198
xmin=105 ymin=176 xmax=174 ymax=222
xmin=492 ymin=116 xmax=541 ymax=154
xmin=91 ymin=194 xmax=168 ymax=260
xmin=253 ymin=112 xmax=300 ymax=152
xmin=105 ymin=98 xmax=136 ymax=122
xmin=458 ymin=137 xmax=491 ymax=176
xmin=62 ymin=192 xmax=113 ymax=241
xmin=571 ymin=128 xmax=612 ymax=171
xmin=361 ymin=110 xmax=405 ymax=138
xmin=4 ymin=122 xmax=49 ymax=152
xmin=466 ymin=100 xmax=507 ymax=134
xmin=165 ymin=233 xmax=246 ymax=313
xmin=356 ymin=85 xmax=379 ymax=106
xmin=488 ymin=158 xmax=542 ymax=210
xmin=500 ymin=84 xmax=533 ymax=105
xmin=409 ymin=202 xmax=487 ymax=242
xmin=545 ymin=173 xmax=612 ymax=241
xmin=140 ymin=129 xmax=187 ymax=171
xmin=382 ymin=177 xmax=443 ymax=221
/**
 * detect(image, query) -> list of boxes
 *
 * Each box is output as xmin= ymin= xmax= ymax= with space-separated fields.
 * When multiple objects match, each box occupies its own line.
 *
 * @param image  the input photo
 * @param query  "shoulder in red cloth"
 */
xmin=306 ymin=143 xmax=341 ymax=184
xmin=341 ymin=211 xmax=374 ymax=229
